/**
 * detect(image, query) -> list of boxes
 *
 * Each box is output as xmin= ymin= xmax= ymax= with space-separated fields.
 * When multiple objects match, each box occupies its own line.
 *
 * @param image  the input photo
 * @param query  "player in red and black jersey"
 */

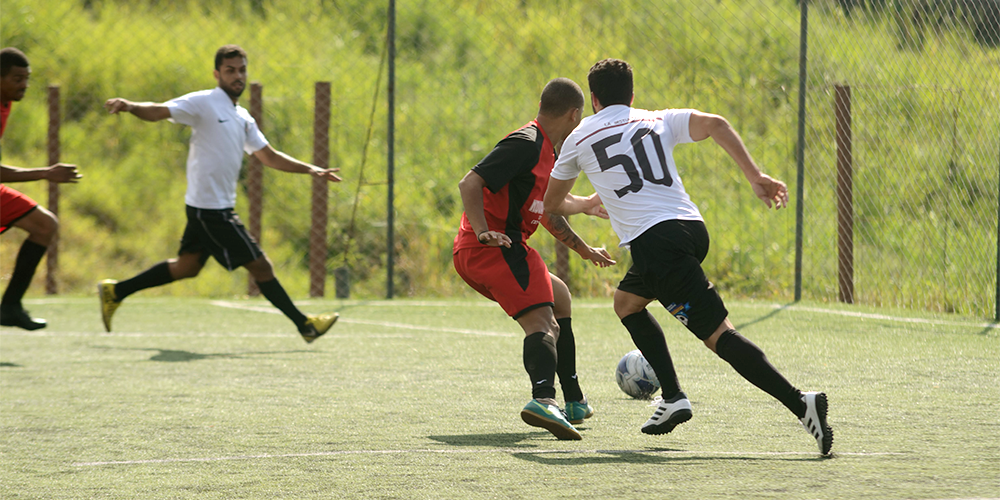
xmin=454 ymin=78 xmax=614 ymax=440
xmin=0 ymin=47 xmax=81 ymax=330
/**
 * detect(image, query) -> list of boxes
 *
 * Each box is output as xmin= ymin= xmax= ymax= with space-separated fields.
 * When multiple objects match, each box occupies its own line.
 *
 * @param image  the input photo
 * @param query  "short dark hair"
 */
xmin=538 ymin=77 xmax=584 ymax=117
xmin=214 ymin=44 xmax=247 ymax=70
xmin=1 ymin=47 xmax=29 ymax=77
xmin=588 ymin=58 xmax=633 ymax=108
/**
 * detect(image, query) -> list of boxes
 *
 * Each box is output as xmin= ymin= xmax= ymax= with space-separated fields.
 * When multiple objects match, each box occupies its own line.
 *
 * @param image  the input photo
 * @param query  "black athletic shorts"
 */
xmin=617 ymin=219 xmax=729 ymax=340
xmin=179 ymin=205 xmax=264 ymax=271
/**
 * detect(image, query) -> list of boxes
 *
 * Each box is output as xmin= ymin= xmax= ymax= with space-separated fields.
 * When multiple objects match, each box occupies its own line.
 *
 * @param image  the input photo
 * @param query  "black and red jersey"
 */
xmin=454 ymin=120 xmax=555 ymax=251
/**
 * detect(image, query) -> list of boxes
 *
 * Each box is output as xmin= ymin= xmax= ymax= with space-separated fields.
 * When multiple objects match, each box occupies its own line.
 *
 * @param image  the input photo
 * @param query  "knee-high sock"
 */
xmin=555 ymin=318 xmax=584 ymax=402
xmin=257 ymin=278 xmax=308 ymax=328
xmin=715 ymin=329 xmax=805 ymax=418
xmin=621 ymin=310 xmax=681 ymax=398
xmin=1 ymin=240 xmax=47 ymax=308
xmin=523 ymin=331 xmax=558 ymax=400
xmin=114 ymin=261 xmax=174 ymax=300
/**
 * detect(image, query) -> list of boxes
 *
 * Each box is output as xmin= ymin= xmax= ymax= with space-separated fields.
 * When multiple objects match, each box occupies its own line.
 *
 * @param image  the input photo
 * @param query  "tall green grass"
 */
xmin=1 ymin=0 xmax=996 ymax=318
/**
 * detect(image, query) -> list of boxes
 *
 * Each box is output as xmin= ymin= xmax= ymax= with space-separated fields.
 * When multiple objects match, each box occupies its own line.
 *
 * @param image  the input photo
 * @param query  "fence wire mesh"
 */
xmin=1 ymin=0 xmax=997 ymax=319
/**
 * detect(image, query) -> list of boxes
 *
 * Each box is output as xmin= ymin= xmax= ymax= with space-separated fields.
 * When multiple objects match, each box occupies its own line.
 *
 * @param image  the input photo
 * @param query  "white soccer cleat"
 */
xmin=641 ymin=391 xmax=692 ymax=435
xmin=800 ymin=391 xmax=833 ymax=456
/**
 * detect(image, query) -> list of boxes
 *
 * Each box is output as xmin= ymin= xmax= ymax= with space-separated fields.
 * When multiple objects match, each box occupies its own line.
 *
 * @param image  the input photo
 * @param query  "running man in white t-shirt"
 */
xmin=97 ymin=45 xmax=341 ymax=343
xmin=543 ymin=58 xmax=832 ymax=456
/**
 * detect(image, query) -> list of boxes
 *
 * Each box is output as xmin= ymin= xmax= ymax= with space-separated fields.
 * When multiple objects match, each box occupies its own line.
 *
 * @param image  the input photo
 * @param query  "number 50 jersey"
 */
xmin=551 ymin=105 xmax=703 ymax=248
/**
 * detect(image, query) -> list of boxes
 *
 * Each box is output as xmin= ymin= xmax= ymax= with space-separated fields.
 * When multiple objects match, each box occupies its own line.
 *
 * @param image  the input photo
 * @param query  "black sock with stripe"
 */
xmin=555 ymin=318 xmax=584 ymax=402
xmin=523 ymin=331 xmax=558 ymax=400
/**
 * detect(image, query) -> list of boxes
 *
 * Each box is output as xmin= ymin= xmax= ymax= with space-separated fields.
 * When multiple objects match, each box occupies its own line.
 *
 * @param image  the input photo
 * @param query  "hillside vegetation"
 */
xmin=1 ymin=0 xmax=997 ymax=317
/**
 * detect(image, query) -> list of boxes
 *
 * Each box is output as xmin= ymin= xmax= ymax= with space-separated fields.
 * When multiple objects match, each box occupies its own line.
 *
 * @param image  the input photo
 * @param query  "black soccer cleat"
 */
xmin=0 ymin=305 xmax=47 ymax=331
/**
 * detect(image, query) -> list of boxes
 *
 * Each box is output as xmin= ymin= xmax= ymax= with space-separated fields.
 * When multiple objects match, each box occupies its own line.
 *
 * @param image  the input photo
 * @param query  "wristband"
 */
xmin=477 ymin=230 xmax=489 ymax=243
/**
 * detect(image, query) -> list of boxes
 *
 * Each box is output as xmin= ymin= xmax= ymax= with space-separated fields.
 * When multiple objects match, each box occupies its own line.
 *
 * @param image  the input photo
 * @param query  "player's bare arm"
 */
xmin=541 ymin=213 xmax=615 ymax=268
xmin=103 ymin=98 xmax=172 ymax=122
xmin=689 ymin=111 xmax=788 ymax=209
xmin=458 ymin=169 xmax=511 ymax=248
xmin=253 ymin=145 xmax=342 ymax=182
xmin=0 ymin=164 xmax=81 ymax=183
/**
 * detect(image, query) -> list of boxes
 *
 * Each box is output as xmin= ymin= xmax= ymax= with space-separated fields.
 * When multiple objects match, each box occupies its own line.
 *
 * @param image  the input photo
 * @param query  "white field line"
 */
xmin=71 ymin=448 xmax=906 ymax=467
xmin=209 ymin=300 xmax=516 ymax=337
xmin=773 ymin=304 xmax=1000 ymax=329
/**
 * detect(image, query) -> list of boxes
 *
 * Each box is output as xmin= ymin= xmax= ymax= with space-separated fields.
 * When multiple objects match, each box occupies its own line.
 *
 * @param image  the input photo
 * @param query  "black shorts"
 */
xmin=179 ymin=205 xmax=264 ymax=271
xmin=617 ymin=219 xmax=728 ymax=340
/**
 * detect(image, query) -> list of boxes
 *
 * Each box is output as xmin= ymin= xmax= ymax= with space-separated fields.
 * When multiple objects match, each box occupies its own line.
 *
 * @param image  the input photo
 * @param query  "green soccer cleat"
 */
xmin=520 ymin=399 xmax=582 ymax=440
xmin=97 ymin=280 xmax=121 ymax=333
xmin=300 ymin=313 xmax=339 ymax=343
xmin=564 ymin=397 xmax=595 ymax=425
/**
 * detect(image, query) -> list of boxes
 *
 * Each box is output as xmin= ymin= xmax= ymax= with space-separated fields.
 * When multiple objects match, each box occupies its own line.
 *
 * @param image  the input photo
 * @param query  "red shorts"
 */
xmin=0 ymin=184 xmax=39 ymax=234
xmin=453 ymin=242 xmax=554 ymax=319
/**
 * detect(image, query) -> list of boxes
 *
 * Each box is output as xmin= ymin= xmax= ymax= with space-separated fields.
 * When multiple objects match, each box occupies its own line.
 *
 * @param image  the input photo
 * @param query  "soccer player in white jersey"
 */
xmin=97 ymin=45 xmax=340 ymax=343
xmin=543 ymin=58 xmax=832 ymax=456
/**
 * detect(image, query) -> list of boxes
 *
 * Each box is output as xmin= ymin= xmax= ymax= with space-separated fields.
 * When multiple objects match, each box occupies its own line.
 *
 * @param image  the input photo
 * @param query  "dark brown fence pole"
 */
xmin=45 ymin=85 xmax=60 ymax=295
xmin=310 ymin=82 xmax=331 ymax=298
xmin=247 ymin=83 xmax=264 ymax=297
xmin=835 ymin=84 xmax=854 ymax=304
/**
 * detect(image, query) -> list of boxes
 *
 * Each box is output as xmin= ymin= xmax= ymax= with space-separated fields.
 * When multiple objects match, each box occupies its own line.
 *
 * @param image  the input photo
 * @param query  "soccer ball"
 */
xmin=615 ymin=349 xmax=660 ymax=399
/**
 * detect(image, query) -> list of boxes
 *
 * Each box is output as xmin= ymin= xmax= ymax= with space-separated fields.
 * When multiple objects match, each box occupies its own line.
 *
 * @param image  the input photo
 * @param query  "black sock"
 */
xmin=114 ymin=261 xmax=174 ymax=300
xmin=257 ymin=278 xmax=308 ymax=329
xmin=621 ymin=310 xmax=681 ymax=398
xmin=523 ymin=331 xmax=557 ymax=400
xmin=714 ymin=329 xmax=805 ymax=418
xmin=1 ymin=240 xmax=48 ymax=308
xmin=555 ymin=317 xmax=584 ymax=402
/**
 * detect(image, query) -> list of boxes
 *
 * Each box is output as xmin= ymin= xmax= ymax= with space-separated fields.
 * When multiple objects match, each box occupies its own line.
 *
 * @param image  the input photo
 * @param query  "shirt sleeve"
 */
xmin=165 ymin=92 xmax=202 ymax=127
xmin=243 ymin=117 xmax=269 ymax=154
xmin=662 ymin=108 xmax=696 ymax=146
xmin=471 ymin=133 xmax=542 ymax=193
xmin=550 ymin=133 xmax=582 ymax=181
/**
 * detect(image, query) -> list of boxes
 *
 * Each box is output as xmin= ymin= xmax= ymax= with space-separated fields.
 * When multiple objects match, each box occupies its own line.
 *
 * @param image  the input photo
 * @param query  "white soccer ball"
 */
xmin=615 ymin=349 xmax=660 ymax=399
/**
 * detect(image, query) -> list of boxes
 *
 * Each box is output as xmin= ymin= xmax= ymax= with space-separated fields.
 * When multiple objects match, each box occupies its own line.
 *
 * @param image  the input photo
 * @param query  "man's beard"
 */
xmin=222 ymin=82 xmax=245 ymax=99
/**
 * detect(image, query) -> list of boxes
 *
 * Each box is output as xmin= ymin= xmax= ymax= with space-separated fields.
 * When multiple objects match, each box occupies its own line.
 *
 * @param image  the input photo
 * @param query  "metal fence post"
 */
xmin=794 ymin=0 xmax=808 ymax=302
xmin=45 ymin=85 xmax=60 ymax=295
xmin=386 ymin=0 xmax=396 ymax=299
xmin=247 ymin=82 xmax=264 ymax=297
xmin=835 ymin=84 xmax=854 ymax=304
xmin=996 ymin=138 xmax=1000 ymax=322
xmin=310 ymin=82 xmax=331 ymax=298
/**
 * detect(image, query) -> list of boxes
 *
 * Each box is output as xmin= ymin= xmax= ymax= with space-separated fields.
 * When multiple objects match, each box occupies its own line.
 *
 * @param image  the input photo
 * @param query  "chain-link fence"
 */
xmin=2 ymin=0 xmax=997 ymax=319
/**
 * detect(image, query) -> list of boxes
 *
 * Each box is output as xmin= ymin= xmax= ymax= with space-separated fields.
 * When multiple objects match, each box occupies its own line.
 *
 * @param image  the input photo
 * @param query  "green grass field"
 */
xmin=1 ymin=297 xmax=997 ymax=499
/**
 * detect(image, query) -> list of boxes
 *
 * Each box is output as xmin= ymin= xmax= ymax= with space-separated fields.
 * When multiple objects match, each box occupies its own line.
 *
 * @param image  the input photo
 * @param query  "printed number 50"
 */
xmin=591 ymin=127 xmax=672 ymax=198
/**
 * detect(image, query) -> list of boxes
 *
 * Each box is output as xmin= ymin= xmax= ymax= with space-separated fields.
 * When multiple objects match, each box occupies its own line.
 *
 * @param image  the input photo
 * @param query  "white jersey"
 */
xmin=166 ymin=87 xmax=269 ymax=209
xmin=551 ymin=105 xmax=702 ymax=247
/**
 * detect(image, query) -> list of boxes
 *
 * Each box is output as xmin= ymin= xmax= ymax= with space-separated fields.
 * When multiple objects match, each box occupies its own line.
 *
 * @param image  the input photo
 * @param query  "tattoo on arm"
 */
xmin=544 ymin=214 xmax=584 ymax=251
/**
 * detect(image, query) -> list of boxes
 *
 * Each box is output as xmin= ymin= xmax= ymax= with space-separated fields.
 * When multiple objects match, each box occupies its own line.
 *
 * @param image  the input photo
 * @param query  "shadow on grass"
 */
xmin=91 ymin=345 xmax=314 ymax=362
xmin=428 ymin=432 xmax=550 ymax=448
xmin=0 ymin=361 xmax=22 ymax=367
xmin=512 ymin=449 xmax=831 ymax=465
xmin=734 ymin=302 xmax=792 ymax=331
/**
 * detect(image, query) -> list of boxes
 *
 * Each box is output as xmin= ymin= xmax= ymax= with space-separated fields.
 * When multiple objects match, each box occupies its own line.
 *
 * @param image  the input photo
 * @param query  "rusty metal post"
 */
xmin=45 ymin=85 xmax=60 ymax=295
xmin=310 ymin=82 xmax=331 ymax=298
xmin=835 ymin=84 xmax=854 ymax=304
xmin=247 ymin=83 xmax=264 ymax=296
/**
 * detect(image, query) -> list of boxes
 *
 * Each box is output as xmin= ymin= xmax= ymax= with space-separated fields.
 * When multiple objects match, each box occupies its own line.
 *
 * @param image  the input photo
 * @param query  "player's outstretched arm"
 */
xmin=543 ymin=177 xmax=603 ymax=217
xmin=689 ymin=111 xmax=788 ymax=209
xmin=253 ymin=145 xmax=342 ymax=182
xmin=458 ymin=170 xmax=510 ymax=248
xmin=104 ymin=98 xmax=171 ymax=122
xmin=541 ymin=213 xmax=615 ymax=268
xmin=0 ymin=164 xmax=82 ymax=184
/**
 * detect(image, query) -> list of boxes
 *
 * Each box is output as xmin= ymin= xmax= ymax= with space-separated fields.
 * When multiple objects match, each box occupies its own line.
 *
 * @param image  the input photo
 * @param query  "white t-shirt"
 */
xmin=166 ymin=87 xmax=269 ymax=209
xmin=551 ymin=105 xmax=702 ymax=247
